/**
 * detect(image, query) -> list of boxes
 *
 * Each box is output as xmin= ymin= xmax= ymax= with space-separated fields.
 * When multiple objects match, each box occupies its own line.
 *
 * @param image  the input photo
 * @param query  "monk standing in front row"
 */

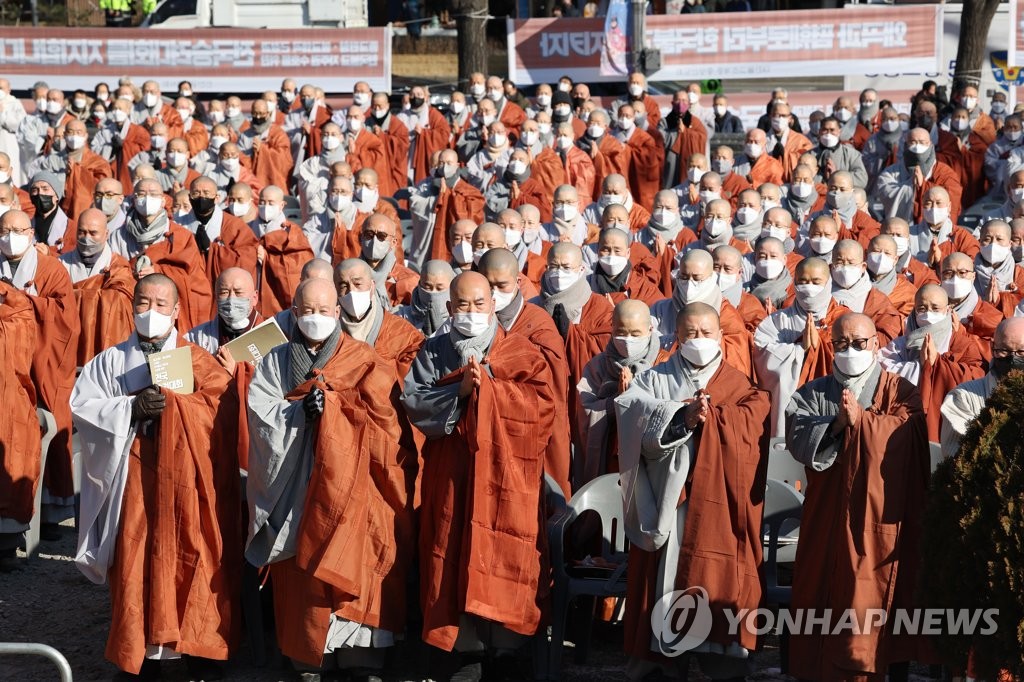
xmin=401 ymin=272 xmax=555 ymax=681
xmin=71 ymin=274 xmax=241 ymax=680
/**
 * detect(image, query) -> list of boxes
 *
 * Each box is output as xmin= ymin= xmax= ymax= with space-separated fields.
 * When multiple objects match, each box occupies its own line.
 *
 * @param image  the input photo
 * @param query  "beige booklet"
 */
xmin=148 ymin=345 xmax=195 ymax=394
xmin=223 ymin=318 xmax=288 ymax=364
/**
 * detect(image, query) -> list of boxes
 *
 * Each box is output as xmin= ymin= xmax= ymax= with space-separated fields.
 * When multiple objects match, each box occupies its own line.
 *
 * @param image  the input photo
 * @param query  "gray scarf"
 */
xmin=606 ymin=330 xmax=662 ymax=372
xmin=540 ymin=273 xmax=592 ymax=323
xmin=449 ymin=316 xmax=497 ymax=363
xmin=903 ymin=144 xmax=936 ymax=178
xmin=904 ymin=311 xmax=953 ymax=356
xmin=369 ymin=249 xmax=397 ymax=303
xmin=746 ymin=267 xmax=792 ymax=308
xmin=126 ymin=209 xmax=168 ymax=246
xmin=974 ymin=253 xmax=1016 ymax=296
xmin=287 ymin=322 xmax=341 ymax=392
xmin=250 ymin=119 xmax=273 ymax=135
xmin=410 ymin=286 xmax=451 ymax=336
xmin=952 ymin=285 xmax=981 ymax=322
xmin=495 ymin=290 xmax=524 ymax=330
xmin=552 ymin=214 xmax=579 ymax=238
xmin=870 ymin=263 xmax=898 ymax=295
xmin=833 ymin=360 xmax=881 ymax=405
xmin=645 ymin=213 xmax=684 ymax=243
xmin=731 ymin=216 xmax=761 ymax=244
xmin=831 ymin=272 xmax=873 ymax=313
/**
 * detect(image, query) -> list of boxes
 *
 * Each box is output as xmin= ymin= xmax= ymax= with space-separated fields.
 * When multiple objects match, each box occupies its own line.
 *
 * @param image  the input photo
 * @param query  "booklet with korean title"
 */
xmin=148 ymin=346 xmax=194 ymax=395
xmin=223 ymin=318 xmax=288 ymax=364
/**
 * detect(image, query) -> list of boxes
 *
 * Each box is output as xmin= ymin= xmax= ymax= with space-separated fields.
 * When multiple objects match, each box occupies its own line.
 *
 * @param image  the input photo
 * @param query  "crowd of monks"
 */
xmin=0 ymin=71 xmax=1021 ymax=682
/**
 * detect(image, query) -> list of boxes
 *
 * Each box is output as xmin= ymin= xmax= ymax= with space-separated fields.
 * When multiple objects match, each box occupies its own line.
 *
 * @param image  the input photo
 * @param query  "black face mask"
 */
xmin=191 ymin=196 xmax=216 ymax=219
xmin=991 ymin=354 xmax=1024 ymax=378
xmin=572 ymin=96 xmax=586 ymax=110
xmin=409 ymin=96 xmax=425 ymax=110
xmin=251 ymin=116 xmax=268 ymax=126
xmin=31 ymin=194 xmax=55 ymax=214
xmin=917 ymin=116 xmax=934 ymax=131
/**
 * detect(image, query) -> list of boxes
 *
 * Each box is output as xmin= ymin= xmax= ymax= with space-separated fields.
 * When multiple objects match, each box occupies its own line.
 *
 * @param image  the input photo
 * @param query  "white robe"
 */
xmin=0 ymin=91 xmax=27 ymax=184
xmin=939 ymin=372 xmax=998 ymax=461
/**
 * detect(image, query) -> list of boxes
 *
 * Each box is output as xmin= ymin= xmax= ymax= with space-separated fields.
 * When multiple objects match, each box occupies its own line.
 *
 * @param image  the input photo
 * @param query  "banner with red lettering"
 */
xmin=0 ymin=27 xmax=391 ymax=93
xmin=508 ymin=6 xmax=942 ymax=85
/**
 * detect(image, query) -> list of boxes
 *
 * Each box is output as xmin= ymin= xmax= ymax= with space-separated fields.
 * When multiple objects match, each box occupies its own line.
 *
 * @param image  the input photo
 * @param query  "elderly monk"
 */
xmin=409 ymin=149 xmax=486 ymax=268
xmin=879 ymin=283 xmax=985 ymax=441
xmin=447 ymin=219 xmax=477 ymax=275
xmin=754 ymin=256 xmax=853 ymax=436
xmin=108 ymin=177 xmax=212 ymax=331
xmin=29 ymin=171 xmax=77 ymax=254
xmin=478 ymin=248 xmax=572 ymax=496
xmin=875 ymin=128 xmax=963 ymax=224
xmin=297 ymin=122 xmax=348 ymax=220
xmin=785 ymin=312 xmax=930 ymax=681
xmin=939 ymin=251 xmax=1004 ymax=358
xmin=351 ymin=168 xmax=403 ymax=255
xmin=577 ymin=299 xmax=669 ymax=483
xmin=251 ymin=185 xmax=314 ymax=318
xmin=829 ymin=239 xmax=903 ymax=345
xmin=908 ymin=186 xmax=979 ymax=270
xmin=246 ymin=277 xmax=415 ymax=677
xmin=0 ymin=209 xmax=80 ymax=532
xmin=226 ymin=181 xmax=259 ymax=225
xmin=746 ymin=236 xmax=795 ymax=313
xmin=652 ymin=249 xmax=755 ymax=380
xmin=272 ymin=257 xmax=335 ymax=338
xmin=155 ymin=136 xmax=199 ymax=197
xmin=71 ymin=274 xmax=240 ymax=679
xmin=238 ymin=97 xmax=293 ymax=191
xmin=396 ymin=259 xmax=453 ymax=336
xmin=974 ymin=219 xmax=1024 ymax=318
xmin=880 ymin=217 xmax=938 ymax=288
xmin=734 ymin=128 xmax=784 ymax=186
xmin=714 ymin=244 xmax=766 ymax=330
xmin=588 ymin=226 xmax=662 ymax=306
xmin=357 ymin=212 xmax=418 ymax=308
xmin=545 ymin=183 xmax=590 ymax=245
xmin=940 ymin=317 xmax=1024 ymax=459
xmin=335 ymin=258 xmax=423 ymax=380
xmin=94 ymin=177 xmax=128 ymax=232
xmin=405 ymin=85 xmax=451 ymax=184
xmin=184 ymin=266 xmax=263 ymax=359
xmin=866 ymin=233 xmax=918 ymax=316
xmin=808 ymin=170 xmax=880 ymax=246
xmin=496 ymin=207 xmax=546 ymax=288
xmin=617 ymin=302 xmax=770 ymax=679
xmin=766 ymin=101 xmax=814 ymax=183
xmin=401 ymin=271 xmax=554 ymax=678
xmin=28 ymin=118 xmax=111 ymax=221
xmin=0 ymin=286 xmax=42 ymax=568
xmin=59 ymin=208 xmax=135 ymax=366
xmin=326 ymin=169 xmax=397 ymax=264
xmin=0 ymin=152 xmax=32 ymax=218
xmin=470 ymin=222 xmax=537 ymax=300
xmin=579 ymin=109 xmax=630 ymax=200
xmin=582 ymin=173 xmax=650 ymax=232
xmin=180 ymin=176 xmax=259 ymax=304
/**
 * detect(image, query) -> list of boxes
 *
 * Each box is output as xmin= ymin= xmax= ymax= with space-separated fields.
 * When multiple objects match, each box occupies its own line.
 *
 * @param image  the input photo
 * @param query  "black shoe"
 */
xmin=451 ymin=654 xmax=483 ymax=682
xmin=40 ymin=523 xmax=62 ymax=541
xmin=115 ymin=658 xmax=161 ymax=680
xmin=184 ymin=654 xmax=224 ymax=680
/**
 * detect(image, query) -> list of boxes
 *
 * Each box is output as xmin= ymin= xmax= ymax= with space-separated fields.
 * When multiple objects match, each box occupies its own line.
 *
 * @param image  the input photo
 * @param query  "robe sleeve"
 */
xmin=400 ymin=344 xmax=464 ymax=437
xmin=785 ymin=384 xmax=841 ymax=471
xmin=753 ymin=313 xmax=806 ymax=435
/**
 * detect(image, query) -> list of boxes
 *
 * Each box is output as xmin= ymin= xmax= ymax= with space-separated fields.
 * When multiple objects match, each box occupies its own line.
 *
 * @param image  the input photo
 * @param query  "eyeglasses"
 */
xmin=941 ymin=269 xmax=973 ymax=279
xmin=992 ymin=348 xmax=1024 ymax=358
xmin=0 ymin=228 xmax=33 ymax=237
xmin=833 ymin=337 xmax=873 ymax=352
xmin=361 ymin=230 xmax=391 ymax=241
xmin=94 ymin=191 xmax=122 ymax=199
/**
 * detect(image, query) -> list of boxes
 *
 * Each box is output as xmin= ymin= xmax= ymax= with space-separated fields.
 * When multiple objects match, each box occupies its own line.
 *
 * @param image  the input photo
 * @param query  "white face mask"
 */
xmin=297 ymin=313 xmax=337 ymax=341
xmin=112 ymin=109 xmax=129 ymax=124
xmin=504 ymin=228 xmax=523 ymax=247
xmin=678 ymin=276 xmax=716 ymax=304
xmin=210 ymin=111 xmax=225 ymax=124
xmin=323 ymin=135 xmax=341 ymax=152
xmin=892 ymin=235 xmax=910 ymax=257
xmin=46 ymin=100 xmax=63 ymax=115
xmin=210 ymin=135 xmax=227 ymax=151
xmin=717 ymin=271 xmax=739 ymax=289
xmin=613 ymin=334 xmax=649 ymax=358
xmin=598 ymin=253 xmax=629 ymax=277
xmin=790 ymin=182 xmax=814 ymax=199
xmin=923 ymin=206 xmax=949 ymax=225
xmin=492 ymin=288 xmax=516 ymax=312
xmin=452 ymin=311 xmax=491 ymax=337
xmin=599 ymin=193 xmax=624 ymax=208
xmin=834 ymin=108 xmax=853 ymax=123
xmin=73 ymin=97 xmax=87 ymax=110
xmin=177 ymin=108 xmax=193 ymax=121
xmin=762 ymin=226 xmax=790 ymax=242
xmin=679 ymin=337 xmax=720 ymax=367
xmin=744 ymin=143 xmax=763 ymax=159
xmin=489 ymin=133 xmax=507 ymax=147
xmin=755 ymin=258 xmax=785 ymax=280
xmin=619 ymin=117 xmax=635 ymax=131
xmin=981 ymin=242 xmax=1011 ymax=265
xmin=167 ymin=151 xmax=187 ymax=169
xmin=259 ymin=204 xmax=281 ymax=223
xmin=374 ymin=106 xmax=391 ymax=118
xmin=1011 ymin=187 xmax=1024 ymax=204
xmin=226 ymin=106 xmax=241 ymax=119
xmin=228 ymin=201 xmax=251 ymax=217
xmin=143 ymin=93 xmax=160 ymax=108
xmin=0 ymin=171 xmax=9 ymax=185
xmin=714 ymin=104 xmax=727 ymax=117
xmin=548 ymin=268 xmax=580 ymax=292
xmin=135 ymin=195 xmax=164 ymax=217
xmin=151 ymin=135 xmax=166 ymax=149
xmin=472 ymin=248 xmax=489 ymax=266
xmin=539 ymin=123 xmax=553 ymax=136
xmin=942 ymin=275 xmax=974 ymax=300
xmin=687 ymin=167 xmax=705 ymax=184
xmin=628 ymin=83 xmax=644 ymax=98
xmin=0 ymin=231 xmax=31 ymax=258
xmin=508 ymin=160 xmax=527 ymax=177
xmin=521 ymin=130 xmax=538 ymax=147
xmin=698 ymin=190 xmax=720 ymax=206
xmin=363 ymin=236 xmax=392 ymax=262
xmin=536 ymin=94 xmax=551 ymax=108
xmin=951 ymin=118 xmax=968 ymax=132
xmin=651 ymin=208 xmax=677 ymax=228
xmin=451 ymin=240 xmax=474 ymax=265
xmin=353 ymin=92 xmax=370 ymax=107
xmin=833 ymin=347 xmax=875 ymax=376
xmin=587 ymin=125 xmax=605 ymax=139
xmin=881 ymin=119 xmax=901 ymax=133
xmin=554 ymin=203 xmax=577 ymax=222
xmin=348 ymin=118 xmax=364 ymax=133
xmin=704 ymin=217 xmax=729 ymax=238
xmin=354 ymin=187 xmax=379 ymax=211
xmin=341 ymin=289 xmax=372 ymax=319
xmin=65 ymin=134 xmax=86 ymax=151
xmin=866 ymin=252 xmax=895 ymax=276
xmin=907 ymin=142 xmax=929 ymax=155
xmin=558 ymin=82 xmax=571 ymax=93
xmin=221 ymin=157 xmax=240 ymax=173
xmin=488 ymin=89 xmax=503 ymax=102
xmin=963 ymin=96 xmax=978 ymax=111
xmin=523 ymin=226 xmax=539 ymax=244
xmin=556 ymin=135 xmax=573 ymax=150
xmin=329 ymin=194 xmax=352 ymax=212
xmin=831 ymin=264 xmax=864 ymax=289
xmin=820 ymin=133 xmax=840 ymax=148
xmin=771 ymin=116 xmax=789 ymax=133
xmin=1007 ymin=130 xmax=1023 ymax=143
xmin=794 ymin=282 xmax=828 ymax=307
xmin=917 ymin=310 xmax=947 ymax=327
xmin=134 ymin=308 xmax=174 ymax=339
xmin=809 ymin=236 xmax=837 ymax=255
xmin=735 ymin=206 xmax=759 ymax=225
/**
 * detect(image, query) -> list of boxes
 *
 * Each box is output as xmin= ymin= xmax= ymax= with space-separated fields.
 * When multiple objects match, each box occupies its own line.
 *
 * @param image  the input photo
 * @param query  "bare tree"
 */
xmin=454 ymin=0 xmax=488 ymax=87
xmin=953 ymin=0 xmax=1001 ymax=88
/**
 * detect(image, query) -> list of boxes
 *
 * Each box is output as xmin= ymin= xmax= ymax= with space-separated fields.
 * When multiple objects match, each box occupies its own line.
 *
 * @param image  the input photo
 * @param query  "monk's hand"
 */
xmin=216 ymin=346 xmax=237 ymax=375
xmin=511 ymin=180 xmax=521 ymax=200
xmin=840 ymin=388 xmax=862 ymax=429
xmin=301 ymin=121 xmax=311 ymax=135
xmin=912 ymin=165 xmax=924 ymax=190
xmin=825 ymin=158 xmax=836 ymax=178
xmin=131 ymin=386 xmax=166 ymax=421
xmin=135 ymin=264 xmax=155 ymax=279
xmin=653 ymin=234 xmax=666 ymax=256
xmin=618 ymin=366 xmax=633 ymax=394
xmin=302 ymin=387 xmax=325 ymax=420
xmin=252 ymin=137 xmax=263 ymax=153
xmin=764 ymin=296 xmax=776 ymax=315
xmin=458 ymin=357 xmax=483 ymax=397
xmin=33 ymin=242 xmax=48 ymax=256
xmin=986 ymin=276 xmax=1001 ymax=305
xmin=921 ymin=333 xmax=937 ymax=367
xmin=802 ymin=313 xmax=819 ymax=351
xmin=589 ymin=143 xmax=599 ymax=159
xmin=257 ymin=244 xmax=266 ymax=264
xmin=687 ymin=183 xmax=699 ymax=204
xmin=927 ymin=238 xmax=942 ymax=267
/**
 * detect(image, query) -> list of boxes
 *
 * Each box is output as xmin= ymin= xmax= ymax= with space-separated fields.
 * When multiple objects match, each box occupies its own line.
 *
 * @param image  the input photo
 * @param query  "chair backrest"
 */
xmin=762 ymin=478 xmax=804 ymax=594
xmin=767 ymin=437 xmax=807 ymax=493
xmin=566 ymin=473 xmax=628 ymax=557
xmin=928 ymin=441 xmax=943 ymax=473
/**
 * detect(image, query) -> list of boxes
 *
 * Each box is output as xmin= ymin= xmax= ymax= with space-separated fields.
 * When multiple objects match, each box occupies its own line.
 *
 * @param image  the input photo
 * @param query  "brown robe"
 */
xmin=63 ymin=149 xmax=113 ymax=221
xmin=410 ymin=107 xmax=451 ymax=184
xmin=622 ymin=127 xmax=664 ymax=212
xmin=105 ymin=344 xmax=241 ymax=674
xmin=589 ymin=135 xmax=631 ymax=201
xmin=70 ymin=252 xmax=135 ymax=366
xmin=257 ymin=222 xmax=314 ymax=318
xmin=246 ymin=124 xmax=293 ymax=191
xmin=917 ymin=327 xmax=985 ymax=441
xmin=203 ymin=213 xmax=260 ymax=313
xmin=429 ymin=181 xmax=486 ymax=262
xmin=130 ymin=224 xmax=213 ymax=333
xmin=373 ymin=311 xmax=425 ymax=381
xmin=113 ymin=123 xmax=153 ymax=190
xmin=346 ymin=130 xmax=390 ymax=197
xmin=373 ymin=116 xmax=410 ymax=201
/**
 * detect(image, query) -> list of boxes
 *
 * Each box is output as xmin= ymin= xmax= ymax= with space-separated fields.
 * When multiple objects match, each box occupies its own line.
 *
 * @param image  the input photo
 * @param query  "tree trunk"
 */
xmin=454 ymin=0 xmax=488 ymax=88
xmin=953 ymin=0 xmax=1001 ymax=87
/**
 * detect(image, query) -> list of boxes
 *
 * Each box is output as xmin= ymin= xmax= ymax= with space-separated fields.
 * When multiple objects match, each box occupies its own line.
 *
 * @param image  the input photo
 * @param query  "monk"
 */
xmin=576 ymin=299 xmax=669 ymax=483
xmin=102 ymin=98 xmax=153 ymax=191
xmin=866 ymin=234 xmax=918 ymax=316
xmin=367 ymin=91 xmax=409 ymax=198
xmin=714 ymin=243 xmax=766 ymax=331
xmin=350 ymin=168 xmax=404 ymax=262
xmin=785 ymin=312 xmax=930 ymax=681
xmin=71 ymin=274 xmax=240 ymax=679
xmin=94 ymin=177 xmax=128 ymax=233
xmin=59 ymin=208 xmax=135 ymax=366
xmin=357 ymin=212 xmax=418 ymax=308
xmin=974 ymin=219 xmax=1024 ymax=318
xmin=155 ymin=136 xmax=200 ymax=197
xmin=545 ymin=184 xmax=591 ymax=245
xmin=766 ymin=101 xmax=813 ymax=183
xmin=579 ymin=109 xmax=630 ymax=201
xmin=0 ymin=209 xmax=80 ymax=533
xmin=745 ymin=235 xmax=796 ymax=313
xmin=252 ymin=185 xmax=314 ymax=317
xmin=478 ymin=248 xmax=572 ymax=496
xmin=335 ymin=258 xmax=423 ymax=380
xmin=406 ymin=85 xmax=451 ymax=184
xmin=396 ymin=259 xmax=453 ymax=337
xmin=108 ymin=177 xmax=212 ymax=332
xmin=734 ymin=129 xmax=783 ymax=186
xmin=617 ymin=302 xmax=770 ymax=679
xmin=908 ymin=186 xmax=979 ymax=271
xmin=495 ymin=208 xmax=547 ymax=291
xmin=588 ymin=227 xmax=662 ymax=306
xmin=754 ymin=256 xmax=852 ymax=436
xmin=297 ymin=123 xmax=348 ymax=220
xmin=615 ymin=103 xmax=662 ymax=211
xmin=550 ymin=121 xmax=596 ymax=210
xmin=343 ymin=106 xmax=390 ymax=196
xmin=876 ymin=128 xmax=963 ymax=224
xmin=880 ymin=217 xmax=938 ymax=288
xmin=246 ymin=277 xmax=416 ymax=677
xmin=183 ymin=266 xmax=264 ymax=359
xmin=829 ymin=239 xmax=903 ymax=345
xmin=0 ymin=285 xmax=42 ymax=568
xmin=939 ymin=251 xmax=1005 ymax=359
xmin=132 ymin=81 xmax=184 ymax=139
xmin=28 ymin=118 xmax=111 ymax=221
xmin=879 ymin=284 xmax=985 ymax=441
xmin=239 ymin=98 xmax=292 ymax=191
xmin=29 ymin=171 xmax=76 ymax=254
xmin=401 ymin=272 xmax=554 ymax=679
xmin=409 ymin=149 xmax=486 ymax=267
xmin=582 ymin=174 xmax=650 ymax=233
xmin=652 ymin=249 xmax=755 ymax=380
xmin=663 ymin=104 xmax=709 ymax=188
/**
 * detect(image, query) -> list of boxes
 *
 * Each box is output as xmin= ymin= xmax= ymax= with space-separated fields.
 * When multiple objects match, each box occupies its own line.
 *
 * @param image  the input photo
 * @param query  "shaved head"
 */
xmin=614 ymin=299 xmax=651 ymax=328
xmin=300 ymin=257 xmax=335 ymax=281
xmin=676 ymin=301 xmax=720 ymax=333
xmin=477 ymin=247 xmax=520 ymax=279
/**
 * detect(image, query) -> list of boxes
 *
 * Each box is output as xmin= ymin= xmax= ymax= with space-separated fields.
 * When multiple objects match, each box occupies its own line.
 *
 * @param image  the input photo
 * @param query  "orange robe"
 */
xmin=526 ymin=146 xmax=565 ymax=200
xmin=413 ymin=328 xmax=554 ymax=650
xmin=130 ymin=224 xmax=213 ymax=333
xmin=0 ymin=287 xmax=41 ymax=527
xmin=589 ymin=135 xmax=631 ymax=201
xmin=182 ymin=119 xmax=209 ymax=158
xmin=881 ymin=275 xmax=919 ymax=317
xmin=63 ymin=149 xmax=112 ymax=221
xmin=113 ymin=123 xmax=153 ymax=190
xmin=257 ymin=222 xmax=314 ymax=318
xmin=497 ymin=100 xmax=527 ymax=141
xmin=203 ymin=212 xmax=260 ymax=314
xmin=862 ymin=288 xmax=904 ymax=345
xmin=509 ymin=176 xmax=553 ymax=223
xmin=247 ymin=125 xmax=293 ymax=192
xmin=669 ymin=117 xmax=709 ymax=186
xmin=301 ymin=104 xmax=334 ymax=160
xmin=622 ymin=127 xmax=663 ymax=211
xmin=721 ymin=172 xmax=752 ymax=207
xmin=556 ymin=146 xmax=596 ymax=211
xmin=346 ymin=129 xmax=391 ymax=197
xmin=429 ymin=181 xmax=486 ymax=261
xmin=142 ymin=103 xmax=184 ymax=140
xmin=410 ymin=107 xmax=451 ymax=184
xmin=105 ymin=345 xmax=241 ymax=674
xmin=746 ymin=155 xmax=784 ymax=186
xmin=69 ymin=253 xmax=135 ymax=366
xmin=772 ymin=131 xmax=814 ymax=183
xmin=374 ymin=115 xmax=410 ymax=199
xmin=962 ymin=299 xmax=1004 ymax=361
xmin=383 ymin=261 xmax=420 ymax=308
xmin=917 ymin=327 xmax=986 ymax=441
xmin=911 ymin=161 xmax=963 ymax=225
